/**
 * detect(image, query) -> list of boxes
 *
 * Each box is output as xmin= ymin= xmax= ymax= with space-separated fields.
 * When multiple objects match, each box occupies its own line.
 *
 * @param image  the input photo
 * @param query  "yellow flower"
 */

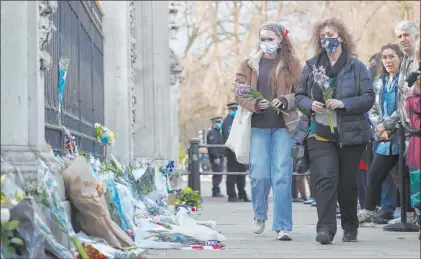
xmin=109 ymin=132 xmax=115 ymax=142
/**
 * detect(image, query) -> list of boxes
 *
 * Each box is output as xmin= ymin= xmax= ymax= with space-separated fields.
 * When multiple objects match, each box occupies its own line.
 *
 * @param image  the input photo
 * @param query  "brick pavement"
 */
xmin=146 ymin=177 xmax=420 ymax=258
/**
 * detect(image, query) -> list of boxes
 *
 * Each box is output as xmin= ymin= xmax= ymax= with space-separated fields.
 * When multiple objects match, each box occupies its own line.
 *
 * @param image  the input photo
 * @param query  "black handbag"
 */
xmin=290 ymin=115 xmax=311 ymax=174
xmin=291 ymin=143 xmax=308 ymax=174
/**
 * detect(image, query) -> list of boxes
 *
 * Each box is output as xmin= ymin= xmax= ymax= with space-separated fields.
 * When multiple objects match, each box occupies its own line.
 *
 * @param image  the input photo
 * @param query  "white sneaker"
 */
xmin=389 ymin=215 xmax=417 ymax=224
xmin=358 ymin=210 xmax=375 ymax=227
xmin=277 ymin=231 xmax=292 ymax=241
xmin=252 ymin=219 xmax=265 ymax=234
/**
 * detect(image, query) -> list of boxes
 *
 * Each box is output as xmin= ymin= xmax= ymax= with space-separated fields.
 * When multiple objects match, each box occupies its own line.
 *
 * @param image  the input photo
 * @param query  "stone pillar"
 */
xmin=1 ymin=0 xmax=71 ymax=249
xmin=169 ymin=49 xmax=182 ymax=162
xmin=102 ymin=1 xmax=133 ymax=165
xmin=1 ymin=1 xmax=56 ymax=173
xmin=132 ymin=1 xmax=172 ymax=160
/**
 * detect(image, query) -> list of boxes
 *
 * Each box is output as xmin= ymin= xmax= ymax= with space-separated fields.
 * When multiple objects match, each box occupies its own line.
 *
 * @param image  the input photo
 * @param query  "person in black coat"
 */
xmin=207 ymin=117 xmax=225 ymax=197
xmin=222 ymin=103 xmax=250 ymax=202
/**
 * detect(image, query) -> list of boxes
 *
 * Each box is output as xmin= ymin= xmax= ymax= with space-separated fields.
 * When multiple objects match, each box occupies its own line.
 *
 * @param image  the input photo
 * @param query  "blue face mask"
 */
xmin=216 ymin=123 xmax=222 ymax=130
xmin=322 ymin=37 xmax=341 ymax=54
xmin=230 ymin=110 xmax=237 ymax=117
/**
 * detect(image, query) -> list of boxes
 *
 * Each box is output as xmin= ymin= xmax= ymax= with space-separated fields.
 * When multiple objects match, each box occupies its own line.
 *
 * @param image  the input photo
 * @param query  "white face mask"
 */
xmin=260 ymin=42 xmax=279 ymax=54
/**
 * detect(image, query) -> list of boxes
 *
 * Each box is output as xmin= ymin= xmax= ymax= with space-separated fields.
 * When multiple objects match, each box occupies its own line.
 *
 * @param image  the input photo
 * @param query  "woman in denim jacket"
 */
xmin=359 ymin=44 xmax=404 ymax=225
xmin=295 ymin=18 xmax=374 ymax=244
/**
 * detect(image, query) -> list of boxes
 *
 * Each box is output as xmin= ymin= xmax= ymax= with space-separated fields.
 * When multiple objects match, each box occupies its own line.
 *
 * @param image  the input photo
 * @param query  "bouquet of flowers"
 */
xmin=175 ymin=187 xmax=202 ymax=209
xmin=159 ymin=161 xmax=180 ymax=193
xmin=95 ymin=123 xmax=115 ymax=146
xmin=311 ymin=65 xmax=335 ymax=133
xmin=232 ymin=83 xmax=288 ymax=116
xmin=28 ymin=159 xmax=89 ymax=259
xmin=63 ymin=126 xmax=78 ymax=159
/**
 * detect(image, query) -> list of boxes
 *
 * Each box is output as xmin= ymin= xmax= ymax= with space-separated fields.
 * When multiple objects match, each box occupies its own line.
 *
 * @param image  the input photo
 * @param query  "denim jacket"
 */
xmin=369 ymin=74 xmax=400 ymax=155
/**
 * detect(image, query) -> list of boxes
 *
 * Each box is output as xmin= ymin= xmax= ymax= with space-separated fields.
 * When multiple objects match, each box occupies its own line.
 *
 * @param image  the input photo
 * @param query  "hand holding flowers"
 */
xmin=311 ymin=65 xmax=338 ymax=133
xmin=325 ymin=99 xmax=344 ymax=110
xmin=232 ymin=83 xmax=288 ymax=116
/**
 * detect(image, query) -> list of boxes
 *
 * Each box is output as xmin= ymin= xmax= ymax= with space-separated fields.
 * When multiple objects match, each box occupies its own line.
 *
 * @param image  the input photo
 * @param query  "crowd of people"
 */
xmin=203 ymin=18 xmax=420 ymax=244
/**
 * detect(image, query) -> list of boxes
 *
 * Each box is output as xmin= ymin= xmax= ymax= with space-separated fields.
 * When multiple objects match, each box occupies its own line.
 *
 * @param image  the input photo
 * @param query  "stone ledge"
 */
xmin=1 ymin=147 xmax=67 ymax=201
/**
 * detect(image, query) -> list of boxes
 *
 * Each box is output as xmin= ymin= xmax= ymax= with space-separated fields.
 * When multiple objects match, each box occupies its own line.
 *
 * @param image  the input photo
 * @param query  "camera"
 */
xmin=405 ymin=61 xmax=421 ymax=88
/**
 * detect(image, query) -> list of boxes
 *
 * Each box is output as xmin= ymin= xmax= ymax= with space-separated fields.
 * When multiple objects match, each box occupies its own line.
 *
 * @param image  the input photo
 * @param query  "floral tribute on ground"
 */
xmin=1 ymin=123 xmax=225 ymax=259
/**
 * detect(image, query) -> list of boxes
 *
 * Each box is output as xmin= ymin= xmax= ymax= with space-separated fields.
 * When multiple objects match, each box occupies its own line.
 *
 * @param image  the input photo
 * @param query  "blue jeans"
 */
xmin=380 ymin=172 xmax=397 ymax=213
xmin=249 ymin=128 xmax=294 ymax=231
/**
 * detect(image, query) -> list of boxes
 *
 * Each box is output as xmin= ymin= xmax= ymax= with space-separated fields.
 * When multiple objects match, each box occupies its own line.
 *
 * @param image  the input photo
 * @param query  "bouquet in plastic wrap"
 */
xmin=28 ymin=159 xmax=89 ymax=259
xmin=100 ymin=173 xmax=130 ymax=232
xmin=1 ymin=174 xmax=26 ymax=258
xmin=76 ymin=233 xmax=145 ymax=259
xmin=1 ymin=172 xmax=74 ymax=259
xmin=176 ymin=187 xmax=202 ymax=209
xmin=95 ymin=123 xmax=115 ymax=146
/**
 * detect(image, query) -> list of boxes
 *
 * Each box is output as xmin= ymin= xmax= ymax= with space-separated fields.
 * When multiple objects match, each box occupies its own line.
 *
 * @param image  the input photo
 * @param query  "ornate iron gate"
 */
xmin=44 ymin=1 xmax=104 ymax=158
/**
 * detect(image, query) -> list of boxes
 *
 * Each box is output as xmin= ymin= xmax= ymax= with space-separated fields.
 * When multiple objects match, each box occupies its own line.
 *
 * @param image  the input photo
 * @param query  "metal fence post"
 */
xmin=384 ymin=124 xmax=418 ymax=232
xmin=188 ymin=138 xmax=201 ymax=194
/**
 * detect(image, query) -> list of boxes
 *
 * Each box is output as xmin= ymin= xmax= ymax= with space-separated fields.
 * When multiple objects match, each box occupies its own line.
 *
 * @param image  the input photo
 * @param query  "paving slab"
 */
xmin=146 ymin=177 xmax=420 ymax=258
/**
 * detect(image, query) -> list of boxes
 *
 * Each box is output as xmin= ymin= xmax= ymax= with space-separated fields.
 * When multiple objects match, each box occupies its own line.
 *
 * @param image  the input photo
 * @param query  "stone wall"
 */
xmin=102 ymin=1 xmax=181 ymax=163
xmin=1 ymin=0 xmax=71 ymax=249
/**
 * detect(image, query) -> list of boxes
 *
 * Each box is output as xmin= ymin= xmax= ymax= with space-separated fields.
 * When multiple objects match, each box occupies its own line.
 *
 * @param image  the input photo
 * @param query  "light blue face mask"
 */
xmin=216 ymin=123 xmax=222 ymax=130
xmin=230 ymin=110 xmax=237 ymax=117
xmin=260 ymin=42 xmax=279 ymax=54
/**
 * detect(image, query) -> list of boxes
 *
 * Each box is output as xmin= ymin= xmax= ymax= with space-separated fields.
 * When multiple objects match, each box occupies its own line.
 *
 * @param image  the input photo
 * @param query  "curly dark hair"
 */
xmin=378 ymin=43 xmax=404 ymax=75
xmin=311 ymin=18 xmax=357 ymax=56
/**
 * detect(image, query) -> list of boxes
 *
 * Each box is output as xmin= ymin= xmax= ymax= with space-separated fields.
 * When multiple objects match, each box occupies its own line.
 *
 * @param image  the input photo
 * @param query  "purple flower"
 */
xmin=312 ymin=66 xmax=329 ymax=89
xmin=232 ymin=83 xmax=251 ymax=97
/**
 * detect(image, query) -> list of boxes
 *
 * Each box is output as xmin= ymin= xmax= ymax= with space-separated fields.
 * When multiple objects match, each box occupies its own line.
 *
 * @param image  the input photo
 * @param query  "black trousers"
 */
xmin=364 ymin=153 xmax=414 ymax=212
xmin=364 ymin=154 xmax=399 ymax=211
xmin=211 ymin=157 xmax=224 ymax=193
xmin=226 ymin=157 xmax=247 ymax=198
xmin=307 ymin=138 xmax=366 ymax=236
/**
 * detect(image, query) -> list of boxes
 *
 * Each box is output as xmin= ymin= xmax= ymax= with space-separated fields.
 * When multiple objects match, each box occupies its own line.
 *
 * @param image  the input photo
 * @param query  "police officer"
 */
xmin=222 ymin=103 xmax=250 ymax=202
xmin=207 ymin=117 xmax=225 ymax=197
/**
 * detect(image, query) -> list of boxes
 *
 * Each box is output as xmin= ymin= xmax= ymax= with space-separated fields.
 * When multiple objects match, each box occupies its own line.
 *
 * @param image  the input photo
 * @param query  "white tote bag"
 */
xmin=225 ymin=106 xmax=253 ymax=164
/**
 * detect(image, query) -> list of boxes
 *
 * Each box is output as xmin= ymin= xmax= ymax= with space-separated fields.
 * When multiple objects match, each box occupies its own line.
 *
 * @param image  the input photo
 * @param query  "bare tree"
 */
xmin=175 ymin=1 xmax=420 ymax=145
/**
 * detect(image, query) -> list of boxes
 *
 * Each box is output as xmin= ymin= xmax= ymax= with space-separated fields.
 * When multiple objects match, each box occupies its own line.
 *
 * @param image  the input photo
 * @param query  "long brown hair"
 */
xmin=257 ymin=22 xmax=299 ymax=95
xmin=378 ymin=43 xmax=404 ymax=75
xmin=311 ymin=18 xmax=356 ymax=56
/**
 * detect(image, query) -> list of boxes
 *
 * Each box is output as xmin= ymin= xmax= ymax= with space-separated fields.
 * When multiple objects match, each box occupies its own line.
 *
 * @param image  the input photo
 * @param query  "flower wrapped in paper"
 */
xmin=311 ymin=65 xmax=335 ymax=133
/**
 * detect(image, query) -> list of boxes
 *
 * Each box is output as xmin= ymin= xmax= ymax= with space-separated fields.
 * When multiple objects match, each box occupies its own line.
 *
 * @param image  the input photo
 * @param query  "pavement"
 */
xmin=146 ymin=176 xmax=420 ymax=258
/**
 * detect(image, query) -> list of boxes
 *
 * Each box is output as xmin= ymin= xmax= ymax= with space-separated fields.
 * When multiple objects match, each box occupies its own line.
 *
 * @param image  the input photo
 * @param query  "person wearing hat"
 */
xmin=222 ymin=102 xmax=250 ymax=202
xmin=207 ymin=116 xmax=225 ymax=197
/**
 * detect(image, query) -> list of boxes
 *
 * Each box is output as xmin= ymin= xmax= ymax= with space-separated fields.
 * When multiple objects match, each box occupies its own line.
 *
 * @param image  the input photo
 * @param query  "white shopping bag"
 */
xmin=225 ymin=106 xmax=252 ymax=164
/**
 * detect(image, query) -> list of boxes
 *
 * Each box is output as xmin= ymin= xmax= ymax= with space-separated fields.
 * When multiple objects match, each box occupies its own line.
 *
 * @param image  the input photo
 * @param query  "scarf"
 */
xmin=312 ymin=50 xmax=348 ymax=103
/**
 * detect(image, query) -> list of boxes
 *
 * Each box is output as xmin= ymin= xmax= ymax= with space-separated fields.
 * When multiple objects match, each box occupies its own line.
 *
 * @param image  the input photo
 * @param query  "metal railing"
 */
xmin=185 ymin=138 xmax=310 ymax=193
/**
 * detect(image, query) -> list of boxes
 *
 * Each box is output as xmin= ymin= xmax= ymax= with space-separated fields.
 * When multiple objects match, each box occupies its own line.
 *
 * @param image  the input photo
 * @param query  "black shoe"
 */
xmin=373 ymin=210 xmax=394 ymax=224
xmin=240 ymin=196 xmax=251 ymax=202
xmin=228 ymin=196 xmax=239 ymax=202
xmin=316 ymin=231 xmax=333 ymax=245
xmin=342 ymin=231 xmax=357 ymax=242
xmin=212 ymin=193 xmax=224 ymax=198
